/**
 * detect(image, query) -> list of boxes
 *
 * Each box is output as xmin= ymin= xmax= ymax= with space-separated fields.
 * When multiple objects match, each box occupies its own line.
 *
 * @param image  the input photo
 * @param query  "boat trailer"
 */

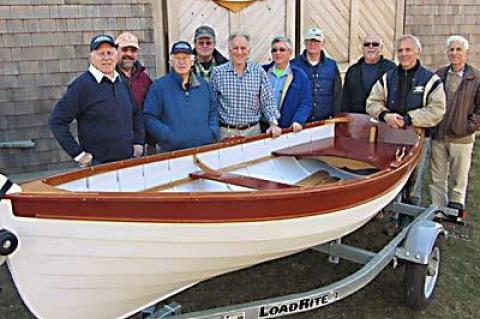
xmin=141 ymin=200 xmax=472 ymax=319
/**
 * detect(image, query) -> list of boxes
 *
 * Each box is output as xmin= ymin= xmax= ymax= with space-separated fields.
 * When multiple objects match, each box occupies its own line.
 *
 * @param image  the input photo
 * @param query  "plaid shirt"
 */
xmin=210 ymin=61 xmax=280 ymax=125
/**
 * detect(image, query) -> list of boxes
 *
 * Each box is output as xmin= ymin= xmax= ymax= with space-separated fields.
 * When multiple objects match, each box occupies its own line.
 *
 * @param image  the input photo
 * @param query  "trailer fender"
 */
xmin=396 ymin=220 xmax=445 ymax=265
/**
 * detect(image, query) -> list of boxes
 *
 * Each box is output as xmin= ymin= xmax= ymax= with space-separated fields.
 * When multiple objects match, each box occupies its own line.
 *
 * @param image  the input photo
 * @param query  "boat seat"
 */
xmin=272 ymin=136 xmax=411 ymax=170
xmin=189 ymin=171 xmax=298 ymax=190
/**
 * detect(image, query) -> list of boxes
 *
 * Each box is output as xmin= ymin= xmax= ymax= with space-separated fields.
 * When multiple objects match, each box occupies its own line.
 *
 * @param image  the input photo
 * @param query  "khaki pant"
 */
xmin=429 ymin=139 xmax=474 ymax=207
xmin=219 ymin=124 xmax=261 ymax=140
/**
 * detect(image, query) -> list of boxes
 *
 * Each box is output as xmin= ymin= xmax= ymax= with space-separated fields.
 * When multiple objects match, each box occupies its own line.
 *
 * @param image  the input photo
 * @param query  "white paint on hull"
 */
xmin=0 ymin=175 xmax=406 ymax=319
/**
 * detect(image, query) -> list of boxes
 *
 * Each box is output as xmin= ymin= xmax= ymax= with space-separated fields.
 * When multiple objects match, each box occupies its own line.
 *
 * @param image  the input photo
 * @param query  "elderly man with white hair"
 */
xmin=366 ymin=34 xmax=446 ymax=205
xmin=429 ymin=35 xmax=480 ymax=217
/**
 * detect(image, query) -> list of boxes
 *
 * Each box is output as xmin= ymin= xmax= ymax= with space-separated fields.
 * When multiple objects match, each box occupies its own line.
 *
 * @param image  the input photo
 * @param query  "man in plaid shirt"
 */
xmin=210 ymin=31 xmax=281 ymax=139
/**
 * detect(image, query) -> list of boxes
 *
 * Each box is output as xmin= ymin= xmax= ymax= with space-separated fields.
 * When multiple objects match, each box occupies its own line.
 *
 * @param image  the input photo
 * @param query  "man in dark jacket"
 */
xmin=115 ymin=32 xmax=155 ymax=154
xmin=430 ymin=35 xmax=480 ymax=216
xmin=49 ymin=34 xmax=144 ymax=167
xmin=291 ymin=27 xmax=342 ymax=121
xmin=262 ymin=36 xmax=312 ymax=131
xmin=342 ymin=34 xmax=396 ymax=114
xmin=192 ymin=25 xmax=228 ymax=82
xmin=366 ymin=34 xmax=446 ymax=205
xmin=144 ymin=41 xmax=218 ymax=152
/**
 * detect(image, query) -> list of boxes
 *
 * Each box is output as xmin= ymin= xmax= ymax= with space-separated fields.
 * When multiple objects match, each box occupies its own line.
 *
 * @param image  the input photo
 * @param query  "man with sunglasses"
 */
xmin=261 ymin=36 xmax=312 ymax=132
xmin=430 ymin=35 xmax=480 ymax=218
xmin=192 ymin=25 xmax=228 ymax=82
xmin=291 ymin=27 xmax=342 ymax=122
xmin=366 ymin=34 xmax=445 ymax=205
xmin=341 ymin=34 xmax=396 ymax=114
xmin=49 ymin=34 xmax=144 ymax=166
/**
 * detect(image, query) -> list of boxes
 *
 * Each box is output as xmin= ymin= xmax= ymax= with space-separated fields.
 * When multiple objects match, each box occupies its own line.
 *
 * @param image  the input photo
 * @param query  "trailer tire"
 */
xmin=404 ymin=240 xmax=441 ymax=310
xmin=0 ymin=229 xmax=18 ymax=256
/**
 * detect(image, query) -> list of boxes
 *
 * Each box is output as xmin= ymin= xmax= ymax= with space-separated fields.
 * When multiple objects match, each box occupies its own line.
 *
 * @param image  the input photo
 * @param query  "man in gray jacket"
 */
xmin=366 ymin=34 xmax=446 ymax=205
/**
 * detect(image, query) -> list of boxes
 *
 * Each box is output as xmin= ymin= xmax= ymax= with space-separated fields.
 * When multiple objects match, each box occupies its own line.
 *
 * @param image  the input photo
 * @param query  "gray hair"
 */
xmin=271 ymin=36 xmax=293 ymax=51
xmin=446 ymin=35 xmax=469 ymax=50
xmin=397 ymin=34 xmax=422 ymax=52
xmin=228 ymin=31 xmax=250 ymax=47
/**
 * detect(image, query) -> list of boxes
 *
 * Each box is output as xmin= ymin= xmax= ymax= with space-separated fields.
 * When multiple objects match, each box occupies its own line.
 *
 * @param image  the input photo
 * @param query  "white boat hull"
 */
xmin=0 ymin=177 xmax=406 ymax=319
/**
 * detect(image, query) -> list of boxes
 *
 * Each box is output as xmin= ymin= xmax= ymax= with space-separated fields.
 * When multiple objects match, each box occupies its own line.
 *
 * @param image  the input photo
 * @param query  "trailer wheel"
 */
xmin=404 ymin=240 xmax=441 ymax=310
xmin=0 ymin=229 xmax=18 ymax=256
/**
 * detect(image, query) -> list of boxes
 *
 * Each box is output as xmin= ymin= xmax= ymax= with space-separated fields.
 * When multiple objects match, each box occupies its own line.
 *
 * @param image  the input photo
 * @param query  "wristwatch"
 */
xmin=270 ymin=119 xmax=278 ymax=126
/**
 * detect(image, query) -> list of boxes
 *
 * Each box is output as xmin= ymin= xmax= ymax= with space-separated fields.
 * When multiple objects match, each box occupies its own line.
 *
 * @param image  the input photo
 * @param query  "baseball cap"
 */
xmin=304 ymin=28 xmax=325 ymax=42
xmin=194 ymin=25 xmax=216 ymax=41
xmin=90 ymin=34 xmax=117 ymax=51
xmin=115 ymin=32 xmax=140 ymax=49
xmin=170 ymin=41 xmax=193 ymax=54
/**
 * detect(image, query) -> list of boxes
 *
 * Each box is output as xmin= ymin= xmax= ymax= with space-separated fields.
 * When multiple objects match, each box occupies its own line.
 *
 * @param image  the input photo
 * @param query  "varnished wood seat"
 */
xmin=189 ymin=171 xmax=297 ymax=190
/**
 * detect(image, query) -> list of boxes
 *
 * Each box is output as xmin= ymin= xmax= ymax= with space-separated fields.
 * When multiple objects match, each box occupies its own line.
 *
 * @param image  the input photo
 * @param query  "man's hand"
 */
xmin=75 ymin=152 xmax=93 ymax=167
xmin=266 ymin=124 xmax=282 ymax=138
xmin=384 ymin=113 xmax=405 ymax=129
xmin=133 ymin=144 xmax=144 ymax=158
xmin=291 ymin=122 xmax=303 ymax=133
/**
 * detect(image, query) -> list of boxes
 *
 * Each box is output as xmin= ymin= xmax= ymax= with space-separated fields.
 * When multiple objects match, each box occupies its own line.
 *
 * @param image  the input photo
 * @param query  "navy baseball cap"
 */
xmin=90 ymin=34 xmax=117 ymax=51
xmin=170 ymin=41 xmax=193 ymax=54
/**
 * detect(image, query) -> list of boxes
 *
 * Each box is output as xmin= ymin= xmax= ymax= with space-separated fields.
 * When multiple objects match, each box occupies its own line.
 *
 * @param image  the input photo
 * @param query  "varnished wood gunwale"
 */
xmin=5 ymin=114 xmax=422 ymax=223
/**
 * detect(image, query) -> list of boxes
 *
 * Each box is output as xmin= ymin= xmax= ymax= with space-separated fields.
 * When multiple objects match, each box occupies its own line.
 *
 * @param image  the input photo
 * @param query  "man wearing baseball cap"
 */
xmin=292 ymin=27 xmax=342 ymax=121
xmin=192 ymin=25 xmax=228 ymax=82
xmin=49 ymin=34 xmax=144 ymax=166
xmin=143 ymin=41 xmax=218 ymax=152
xmin=115 ymin=32 xmax=155 ymax=154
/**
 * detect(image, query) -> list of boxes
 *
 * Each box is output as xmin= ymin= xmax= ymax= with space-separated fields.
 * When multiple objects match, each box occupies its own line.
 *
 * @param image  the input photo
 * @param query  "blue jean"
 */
xmin=405 ymin=137 xmax=431 ymax=205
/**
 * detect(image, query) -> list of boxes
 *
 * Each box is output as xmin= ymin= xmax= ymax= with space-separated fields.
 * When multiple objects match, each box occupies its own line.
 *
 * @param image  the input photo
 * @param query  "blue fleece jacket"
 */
xmin=49 ymin=71 xmax=144 ymax=164
xmin=143 ymin=71 xmax=219 ymax=152
xmin=262 ymin=62 xmax=312 ymax=128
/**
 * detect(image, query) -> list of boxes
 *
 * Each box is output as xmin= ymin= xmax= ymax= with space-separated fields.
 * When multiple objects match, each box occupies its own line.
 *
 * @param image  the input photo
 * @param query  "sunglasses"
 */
xmin=271 ymin=47 xmax=288 ymax=53
xmin=363 ymin=42 xmax=381 ymax=48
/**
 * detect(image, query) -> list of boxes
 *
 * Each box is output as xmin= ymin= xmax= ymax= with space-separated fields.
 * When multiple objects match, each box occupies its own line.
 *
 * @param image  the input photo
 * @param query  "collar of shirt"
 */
xmin=89 ymin=64 xmax=120 ymax=83
xmin=226 ymin=60 xmax=252 ymax=75
xmin=269 ymin=63 xmax=290 ymax=78
xmin=448 ymin=66 xmax=464 ymax=78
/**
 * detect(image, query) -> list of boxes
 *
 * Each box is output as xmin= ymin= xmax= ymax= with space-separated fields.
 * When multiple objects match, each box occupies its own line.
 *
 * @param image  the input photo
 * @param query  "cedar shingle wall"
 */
xmin=404 ymin=0 xmax=480 ymax=69
xmin=0 ymin=0 xmax=154 ymax=174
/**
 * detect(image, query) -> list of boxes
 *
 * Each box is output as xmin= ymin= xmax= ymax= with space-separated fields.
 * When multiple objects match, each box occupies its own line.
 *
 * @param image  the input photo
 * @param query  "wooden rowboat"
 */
xmin=0 ymin=114 xmax=421 ymax=319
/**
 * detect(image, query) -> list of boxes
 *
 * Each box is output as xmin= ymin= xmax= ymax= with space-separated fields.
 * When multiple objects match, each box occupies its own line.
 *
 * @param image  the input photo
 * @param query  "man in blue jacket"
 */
xmin=49 ymin=34 xmax=144 ymax=166
xmin=143 ymin=41 xmax=218 ymax=152
xmin=292 ymin=28 xmax=342 ymax=121
xmin=262 ymin=36 xmax=312 ymax=132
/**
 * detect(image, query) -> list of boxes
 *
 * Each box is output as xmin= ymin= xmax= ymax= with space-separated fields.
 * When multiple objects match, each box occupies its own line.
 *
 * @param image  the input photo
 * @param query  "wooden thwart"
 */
xmin=190 ymin=171 xmax=297 ymax=190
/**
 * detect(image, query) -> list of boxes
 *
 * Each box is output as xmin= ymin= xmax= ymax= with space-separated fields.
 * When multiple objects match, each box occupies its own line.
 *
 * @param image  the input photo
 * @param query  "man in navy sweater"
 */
xmin=49 ymin=34 xmax=144 ymax=166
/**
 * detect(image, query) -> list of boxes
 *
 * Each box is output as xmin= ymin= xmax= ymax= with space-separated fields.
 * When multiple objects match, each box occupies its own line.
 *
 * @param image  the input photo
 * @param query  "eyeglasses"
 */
xmin=363 ymin=42 xmax=381 ymax=48
xmin=197 ymin=40 xmax=213 ymax=47
xmin=271 ymin=47 xmax=288 ymax=53
xmin=171 ymin=57 xmax=193 ymax=63
xmin=94 ymin=50 xmax=116 ymax=59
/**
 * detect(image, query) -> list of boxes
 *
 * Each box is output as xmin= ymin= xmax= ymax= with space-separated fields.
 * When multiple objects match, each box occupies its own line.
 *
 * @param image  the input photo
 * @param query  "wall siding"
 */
xmin=0 ymin=1 xmax=155 ymax=174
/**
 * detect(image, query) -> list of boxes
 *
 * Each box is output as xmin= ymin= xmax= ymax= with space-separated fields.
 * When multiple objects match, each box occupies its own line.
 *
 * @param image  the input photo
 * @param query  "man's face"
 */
xmin=118 ymin=46 xmax=139 ymax=71
xmin=90 ymin=43 xmax=118 ymax=75
xmin=397 ymin=39 xmax=420 ymax=70
xmin=448 ymin=41 xmax=468 ymax=69
xmin=305 ymin=39 xmax=323 ymax=56
xmin=229 ymin=36 xmax=250 ymax=66
xmin=171 ymin=52 xmax=193 ymax=76
xmin=271 ymin=41 xmax=291 ymax=67
xmin=362 ymin=35 xmax=382 ymax=63
xmin=195 ymin=36 xmax=215 ymax=60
